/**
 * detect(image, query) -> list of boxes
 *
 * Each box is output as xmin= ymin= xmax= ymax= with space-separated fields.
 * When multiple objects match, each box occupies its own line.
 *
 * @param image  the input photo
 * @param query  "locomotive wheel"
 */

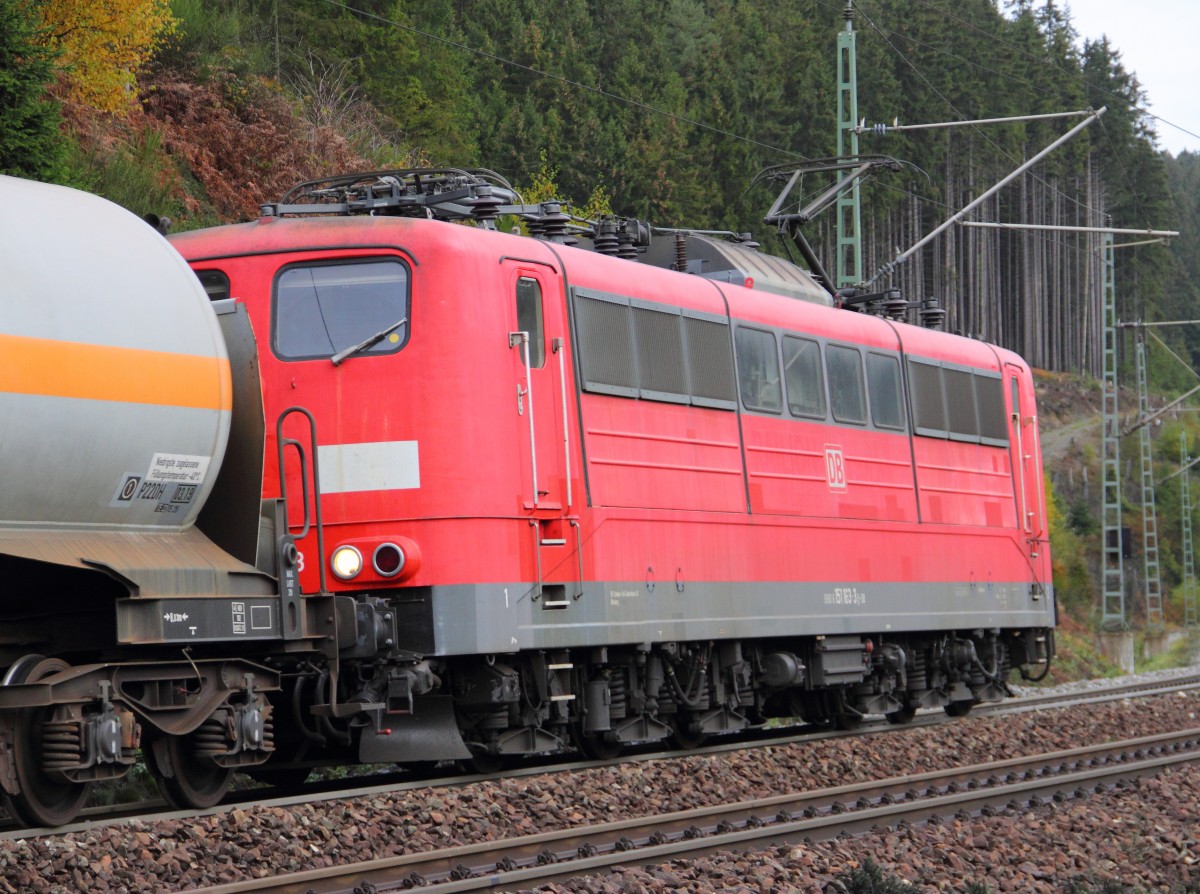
xmin=573 ymin=728 xmax=623 ymax=761
xmin=833 ymin=711 xmax=863 ymax=731
xmin=145 ymin=731 xmax=234 ymax=810
xmin=2 ymin=656 xmax=93 ymax=828
xmin=466 ymin=751 xmax=508 ymax=775
xmin=824 ymin=691 xmax=862 ymax=731
xmin=668 ymin=715 xmax=708 ymax=750
xmin=944 ymin=698 xmax=979 ymax=718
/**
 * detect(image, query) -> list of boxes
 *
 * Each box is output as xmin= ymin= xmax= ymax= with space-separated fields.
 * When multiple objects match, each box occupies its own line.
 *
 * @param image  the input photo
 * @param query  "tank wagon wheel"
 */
xmin=1 ymin=656 xmax=93 ymax=828
xmin=245 ymin=765 xmax=311 ymax=791
xmin=145 ymin=729 xmax=234 ymax=810
xmin=668 ymin=715 xmax=708 ymax=750
xmin=944 ymin=698 xmax=979 ymax=718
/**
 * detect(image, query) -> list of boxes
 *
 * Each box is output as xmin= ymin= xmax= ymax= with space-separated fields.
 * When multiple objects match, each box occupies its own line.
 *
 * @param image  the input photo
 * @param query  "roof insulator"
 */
xmin=921 ymin=296 xmax=947 ymax=330
xmin=468 ymin=184 xmax=503 ymax=221
xmin=534 ymin=202 xmax=576 ymax=245
xmin=593 ymin=218 xmax=621 ymax=255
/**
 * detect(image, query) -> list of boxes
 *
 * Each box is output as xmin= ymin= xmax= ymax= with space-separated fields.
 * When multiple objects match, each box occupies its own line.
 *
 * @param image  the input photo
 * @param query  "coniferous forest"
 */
xmin=2 ymin=0 xmax=1197 ymax=380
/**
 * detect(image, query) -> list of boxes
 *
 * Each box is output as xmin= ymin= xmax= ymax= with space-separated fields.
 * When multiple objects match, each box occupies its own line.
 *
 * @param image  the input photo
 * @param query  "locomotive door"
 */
xmin=1007 ymin=365 xmax=1045 ymax=544
xmin=504 ymin=259 xmax=576 ymax=605
xmin=507 ymin=261 xmax=565 ymax=511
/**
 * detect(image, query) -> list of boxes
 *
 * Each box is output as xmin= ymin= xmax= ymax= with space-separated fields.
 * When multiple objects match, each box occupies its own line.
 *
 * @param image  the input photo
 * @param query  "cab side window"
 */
xmin=515 ymin=276 xmax=545 ymax=368
xmin=195 ymin=269 xmax=230 ymax=301
xmin=274 ymin=259 xmax=410 ymax=361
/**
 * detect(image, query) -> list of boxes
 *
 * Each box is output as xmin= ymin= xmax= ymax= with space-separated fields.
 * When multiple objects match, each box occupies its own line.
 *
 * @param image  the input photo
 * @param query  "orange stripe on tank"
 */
xmin=0 ymin=334 xmax=231 ymax=411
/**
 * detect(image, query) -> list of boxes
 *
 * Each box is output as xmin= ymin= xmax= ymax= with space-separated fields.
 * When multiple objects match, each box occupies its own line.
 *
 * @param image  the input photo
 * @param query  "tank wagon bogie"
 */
xmin=0 ymin=170 xmax=1054 ymax=827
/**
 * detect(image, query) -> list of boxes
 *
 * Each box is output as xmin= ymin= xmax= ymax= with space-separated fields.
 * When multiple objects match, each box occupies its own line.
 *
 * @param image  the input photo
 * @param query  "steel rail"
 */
xmin=998 ymin=672 xmax=1200 ymax=710
xmin=184 ymin=728 xmax=1200 ymax=894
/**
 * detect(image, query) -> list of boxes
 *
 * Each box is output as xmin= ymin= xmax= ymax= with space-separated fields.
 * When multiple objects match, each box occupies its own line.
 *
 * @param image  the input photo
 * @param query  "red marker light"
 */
xmin=374 ymin=542 xmax=405 ymax=577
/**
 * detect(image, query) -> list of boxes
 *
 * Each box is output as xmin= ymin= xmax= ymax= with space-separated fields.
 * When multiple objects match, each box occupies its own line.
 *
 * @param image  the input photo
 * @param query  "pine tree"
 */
xmin=0 ymin=0 xmax=67 ymax=180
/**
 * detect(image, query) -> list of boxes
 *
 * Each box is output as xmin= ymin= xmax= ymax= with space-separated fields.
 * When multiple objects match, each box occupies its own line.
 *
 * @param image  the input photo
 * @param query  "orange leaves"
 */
xmin=141 ymin=70 xmax=367 ymax=220
xmin=27 ymin=0 xmax=177 ymax=113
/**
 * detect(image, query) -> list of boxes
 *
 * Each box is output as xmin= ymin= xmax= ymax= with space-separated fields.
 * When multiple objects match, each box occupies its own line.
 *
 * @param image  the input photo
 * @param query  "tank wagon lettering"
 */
xmin=147 ymin=452 xmax=211 ymax=485
xmin=824 ymin=587 xmax=867 ymax=606
xmin=171 ymin=484 xmax=198 ymax=503
xmin=138 ymin=481 xmax=165 ymax=501
xmin=117 ymin=476 xmax=140 ymax=502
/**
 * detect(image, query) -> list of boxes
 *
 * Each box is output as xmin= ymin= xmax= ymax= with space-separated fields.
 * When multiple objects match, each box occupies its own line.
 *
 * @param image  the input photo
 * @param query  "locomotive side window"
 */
xmin=633 ymin=303 xmax=688 ymax=403
xmin=684 ymin=313 xmax=737 ymax=408
xmin=907 ymin=356 xmax=1009 ymax=445
xmin=735 ymin=326 xmax=783 ymax=414
xmin=574 ymin=292 xmax=638 ymax=396
xmin=782 ymin=335 xmax=825 ymax=419
xmin=573 ymin=288 xmax=736 ymax=408
xmin=866 ymin=352 xmax=905 ymax=430
xmin=908 ymin=358 xmax=948 ymax=437
xmin=515 ymin=277 xmax=545 ymax=368
xmin=826 ymin=344 xmax=866 ymax=424
xmin=195 ymin=269 xmax=230 ymax=301
xmin=273 ymin=259 xmax=410 ymax=361
xmin=943 ymin=365 xmax=979 ymax=441
xmin=976 ymin=373 xmax=1008 ymax=445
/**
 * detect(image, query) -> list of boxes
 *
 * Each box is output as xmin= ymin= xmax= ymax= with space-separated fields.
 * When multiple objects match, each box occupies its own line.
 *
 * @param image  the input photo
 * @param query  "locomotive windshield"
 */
xmin=273 ymin=258 xmax=410 ymax=361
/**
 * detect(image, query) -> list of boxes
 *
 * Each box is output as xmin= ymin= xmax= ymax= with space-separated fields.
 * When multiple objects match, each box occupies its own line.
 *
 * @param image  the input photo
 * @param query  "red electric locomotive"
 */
xmin=0 ymin=170 xmax=1053 ymax=827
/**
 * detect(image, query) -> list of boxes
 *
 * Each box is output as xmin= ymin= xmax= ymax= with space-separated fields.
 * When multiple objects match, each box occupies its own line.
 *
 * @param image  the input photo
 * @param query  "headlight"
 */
xmin=330 ymin=545 xmax=363 ymax=580
xmin=373 ymin=543 xmax=405 ymax=577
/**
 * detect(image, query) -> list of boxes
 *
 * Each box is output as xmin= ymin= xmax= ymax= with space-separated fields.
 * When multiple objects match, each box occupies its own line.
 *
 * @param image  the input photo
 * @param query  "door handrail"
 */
xmin=511 ymin=331 xmax=541 ymax=507
xmin=276 ymin=406 xmax=328 ymax=594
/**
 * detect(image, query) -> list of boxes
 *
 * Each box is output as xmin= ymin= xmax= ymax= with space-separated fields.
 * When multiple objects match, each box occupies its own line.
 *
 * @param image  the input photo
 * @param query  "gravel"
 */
xmin=1 ymin=685 xmax=1198 ymax=893
xmin=544 ymin=767 xmax=1200 ymax=894
xmin=1009 ymin=664 xmax=1200 ymax=698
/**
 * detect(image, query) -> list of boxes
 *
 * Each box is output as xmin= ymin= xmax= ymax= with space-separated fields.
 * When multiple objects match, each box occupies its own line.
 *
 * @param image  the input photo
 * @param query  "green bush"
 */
xmin=65 ymin=128 xmax=183 ymax=220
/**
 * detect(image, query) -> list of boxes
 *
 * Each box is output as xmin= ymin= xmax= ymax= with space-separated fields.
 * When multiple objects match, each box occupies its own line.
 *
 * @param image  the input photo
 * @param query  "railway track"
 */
xmin=3 ymin=671 xmax=1197 ymax=838
xmin=184 ymin=727 xmax=1200 ymax=894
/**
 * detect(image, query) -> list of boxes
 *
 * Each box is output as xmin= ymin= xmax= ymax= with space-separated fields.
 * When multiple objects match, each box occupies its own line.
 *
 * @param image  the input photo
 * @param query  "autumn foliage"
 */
xmin=140 ymin=70 xmax=368 ymax=221
xmin=27 ymin=0 xmax=177 ymax=113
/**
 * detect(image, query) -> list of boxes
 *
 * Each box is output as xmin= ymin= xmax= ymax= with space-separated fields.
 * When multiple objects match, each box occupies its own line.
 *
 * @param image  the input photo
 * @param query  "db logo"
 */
xmin=825 ymin=445 xmax=847 ymax=491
